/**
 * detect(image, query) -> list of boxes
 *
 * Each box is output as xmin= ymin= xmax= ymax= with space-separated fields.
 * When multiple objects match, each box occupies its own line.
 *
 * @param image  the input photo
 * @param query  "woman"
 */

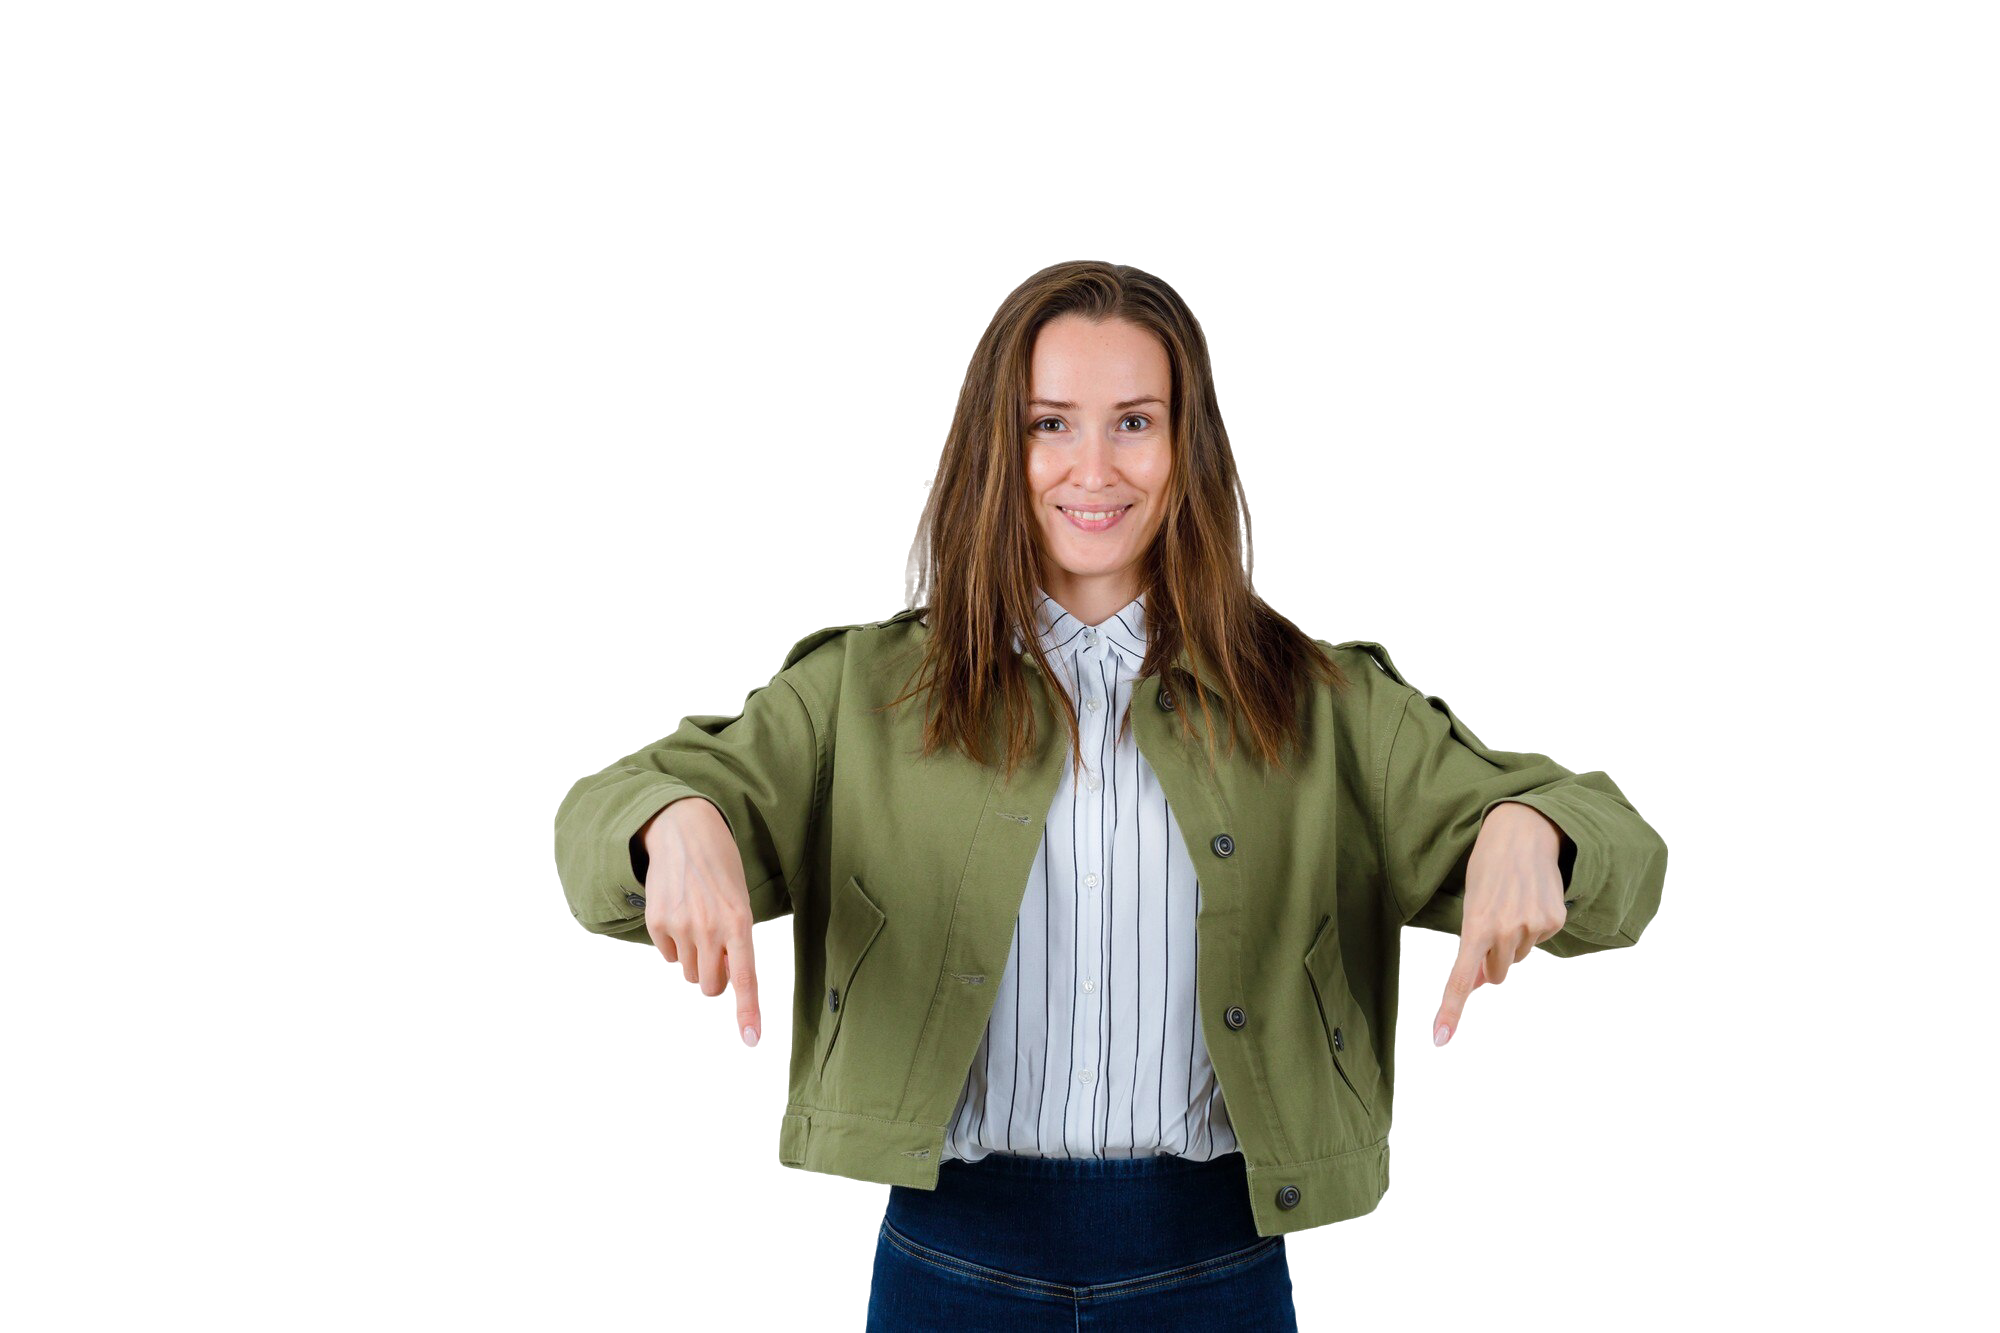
xmin=553 ymin=260 xmax=1668 ymax=1330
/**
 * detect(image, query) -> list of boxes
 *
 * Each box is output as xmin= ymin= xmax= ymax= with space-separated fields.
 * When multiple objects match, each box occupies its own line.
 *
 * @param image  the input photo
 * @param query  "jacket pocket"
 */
xmin=1303 ymin=911 xmax=1376 ymax=1118
xmin=816 ymin=873 xmax=887 ymax=1079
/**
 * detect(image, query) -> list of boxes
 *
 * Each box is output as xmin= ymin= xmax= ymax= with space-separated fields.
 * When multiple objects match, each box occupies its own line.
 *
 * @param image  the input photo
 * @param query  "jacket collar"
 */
xmin=1165 ymin=640 xmax=1226 ymax=701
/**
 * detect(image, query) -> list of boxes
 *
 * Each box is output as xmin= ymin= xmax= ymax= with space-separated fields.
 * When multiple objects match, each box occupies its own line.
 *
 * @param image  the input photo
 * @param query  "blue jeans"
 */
xmin=865 ymin=1149 xmax=1297 ymax=1330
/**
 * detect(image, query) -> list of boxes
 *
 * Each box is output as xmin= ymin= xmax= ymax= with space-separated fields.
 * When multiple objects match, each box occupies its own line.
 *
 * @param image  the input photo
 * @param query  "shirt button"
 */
xmin=1276 ymin=1184 xmax=1302 ymax=1210
xmin=1078 ymin=1068 xmax=1095 ymax=1085
xmin=1211 ymin=832 xmax=1234 ymax=857
xmin=1085 ymin=772 xmax=1102 ymax=792
xmin=1084 ymin=872 xmax=1099 ymax=888
xmin=1225 ymin=1005 xmax=1247 ymax=1030
xmin=1085 ymin=698 xmax=1101 ymax=711
xmin=1081 ymin=979 xmax=1096 ymax=993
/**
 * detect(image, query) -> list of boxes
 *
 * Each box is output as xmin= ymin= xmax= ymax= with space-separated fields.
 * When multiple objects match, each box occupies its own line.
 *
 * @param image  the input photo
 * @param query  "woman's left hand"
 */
xmin=1432 ymin=801 xmax=1569 ymax=1047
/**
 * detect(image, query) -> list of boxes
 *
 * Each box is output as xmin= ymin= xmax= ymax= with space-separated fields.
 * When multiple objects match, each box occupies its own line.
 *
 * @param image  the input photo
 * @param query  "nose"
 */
xmin=1073 ymin=425 xmax=1115 ymax=489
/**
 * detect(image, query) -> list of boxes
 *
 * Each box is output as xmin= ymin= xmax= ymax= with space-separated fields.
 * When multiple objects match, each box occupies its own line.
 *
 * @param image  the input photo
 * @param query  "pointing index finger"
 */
xmin=1433 ymin=936 xmax=1487 ymax=1046
xmin=725 ymin=925 xmax=761 ymax=1047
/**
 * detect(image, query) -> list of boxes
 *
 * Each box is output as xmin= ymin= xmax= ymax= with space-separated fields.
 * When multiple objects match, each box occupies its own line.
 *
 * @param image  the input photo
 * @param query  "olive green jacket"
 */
xmin=552 ymin=608 xmax=1668 ymax=1237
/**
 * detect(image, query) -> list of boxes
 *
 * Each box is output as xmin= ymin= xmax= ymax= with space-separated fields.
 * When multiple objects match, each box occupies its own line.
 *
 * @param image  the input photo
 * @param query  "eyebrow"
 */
xmin=1027 ymin=396 xmax=1165 ymax=411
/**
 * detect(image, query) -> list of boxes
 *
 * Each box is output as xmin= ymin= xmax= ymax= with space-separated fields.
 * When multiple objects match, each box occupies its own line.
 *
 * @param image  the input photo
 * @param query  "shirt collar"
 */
xmin=1012 ymin=586 xmax=1150 ymax=673
xmin=928 ymin=587 xmax=1218 ymax=701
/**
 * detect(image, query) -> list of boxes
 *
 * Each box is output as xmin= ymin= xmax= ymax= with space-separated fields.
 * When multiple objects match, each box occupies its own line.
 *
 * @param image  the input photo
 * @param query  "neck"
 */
xmin=1041 ymin=569 xmax=1141 ymax=628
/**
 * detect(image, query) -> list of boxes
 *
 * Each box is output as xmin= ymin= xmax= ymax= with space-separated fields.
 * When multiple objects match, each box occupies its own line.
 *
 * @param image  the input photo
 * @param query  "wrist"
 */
xmin=1484 ymin=800 xmax=1563 ymax=848
xmin=641 ymin=795 xmax=715 ymax=851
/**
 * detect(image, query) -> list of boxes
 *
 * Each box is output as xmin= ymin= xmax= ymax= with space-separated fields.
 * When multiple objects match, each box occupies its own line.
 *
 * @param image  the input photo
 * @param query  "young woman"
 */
xmin=553 ymin=260 xmax=1668 ymax=1330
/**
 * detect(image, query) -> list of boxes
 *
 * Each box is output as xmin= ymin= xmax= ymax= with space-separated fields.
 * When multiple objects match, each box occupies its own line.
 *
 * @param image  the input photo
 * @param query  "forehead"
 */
xmin=1028 ymin=315 xmax=1169 ymax=402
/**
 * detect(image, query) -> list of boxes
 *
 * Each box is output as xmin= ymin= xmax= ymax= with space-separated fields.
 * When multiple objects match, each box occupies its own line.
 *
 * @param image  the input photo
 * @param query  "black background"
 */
xmin=500 ymin=246 xmax=1736 ymax=1320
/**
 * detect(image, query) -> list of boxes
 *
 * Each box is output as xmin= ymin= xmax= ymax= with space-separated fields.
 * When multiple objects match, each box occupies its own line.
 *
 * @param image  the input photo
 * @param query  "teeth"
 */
xmin=1064 ymin=506 xmax=1128 ymax=521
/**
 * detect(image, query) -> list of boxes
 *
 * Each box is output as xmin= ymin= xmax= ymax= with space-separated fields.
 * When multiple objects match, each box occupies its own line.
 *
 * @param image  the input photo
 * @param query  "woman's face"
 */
xmin=1023 ymin=313 xmax=1173 ymax=612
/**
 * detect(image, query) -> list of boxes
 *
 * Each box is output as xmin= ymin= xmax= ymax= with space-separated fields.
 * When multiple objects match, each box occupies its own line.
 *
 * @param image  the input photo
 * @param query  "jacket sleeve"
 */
xmin=553 ymin=663 xmax=825 ymax=943
xmin=1370 ymin=655 xmax=1667 ymax=958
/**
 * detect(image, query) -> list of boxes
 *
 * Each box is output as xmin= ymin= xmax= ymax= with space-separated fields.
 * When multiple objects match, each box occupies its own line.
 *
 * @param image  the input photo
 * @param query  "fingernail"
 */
xmin=1433 ymin=1023 xmax=1451 ymax=1046
xmin=743 ymin=1025 xmax=759 ymax=1047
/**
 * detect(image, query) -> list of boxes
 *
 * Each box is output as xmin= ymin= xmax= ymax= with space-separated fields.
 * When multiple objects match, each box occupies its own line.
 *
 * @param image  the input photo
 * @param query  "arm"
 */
xmin=1377 ymin=677 xmax=1667 ymax=959
xmin=553 ymin=663 xmax=826 ymax=942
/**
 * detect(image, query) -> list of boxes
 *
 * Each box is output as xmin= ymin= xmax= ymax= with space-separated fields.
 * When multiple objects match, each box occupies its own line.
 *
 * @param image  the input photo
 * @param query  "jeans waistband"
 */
xmin=935 ymin=1148 xmax=1226 ymax=1181
xmin=884 ymin=1150 xmax=1268 ymax=1286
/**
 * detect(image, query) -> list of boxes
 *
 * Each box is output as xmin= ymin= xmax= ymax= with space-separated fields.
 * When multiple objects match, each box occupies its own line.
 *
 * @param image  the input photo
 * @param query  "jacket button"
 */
xmin=1276 ymin=1184 xmax=1301 ymax=1210
xmin=828 ymin=986 xmax=840 ymax=1012
xmin=1333 ymin=1026 xmax=1344 ymax=1052
xmin=1211 ymin=833 xmax=1234 ymax=857
xmin=1158 ymin=687 xmax=1176 ymax=711
xmin=1225 ymin=1005 xmax=1246 ymax=1030
xmin=624 ymin=892 xmax=646 ymax=909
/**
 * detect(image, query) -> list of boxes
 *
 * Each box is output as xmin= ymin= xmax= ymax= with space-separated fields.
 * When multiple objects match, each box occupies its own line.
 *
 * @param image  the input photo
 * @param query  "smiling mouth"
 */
xmin=1058 ymin=503 xmax=1134 ymax=531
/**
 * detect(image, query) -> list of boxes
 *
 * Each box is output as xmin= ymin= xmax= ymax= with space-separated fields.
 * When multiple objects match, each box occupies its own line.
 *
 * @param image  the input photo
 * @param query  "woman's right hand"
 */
xmin=638 ymin=798 xmax=763 ymax=1048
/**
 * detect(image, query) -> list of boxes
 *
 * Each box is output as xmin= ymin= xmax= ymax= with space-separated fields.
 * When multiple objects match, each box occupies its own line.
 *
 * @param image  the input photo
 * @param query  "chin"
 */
xmin=1055 ymin=553 xmax=1130 ymax=576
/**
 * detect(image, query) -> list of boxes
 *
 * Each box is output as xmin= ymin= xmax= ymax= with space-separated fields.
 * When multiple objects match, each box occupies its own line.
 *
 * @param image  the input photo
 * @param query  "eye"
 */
xmin=1027 ymin=413 xmax=1153 ymax=435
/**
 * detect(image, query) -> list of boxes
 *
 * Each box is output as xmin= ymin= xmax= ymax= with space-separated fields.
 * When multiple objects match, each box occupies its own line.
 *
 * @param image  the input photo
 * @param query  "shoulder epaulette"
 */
xmin=781 ymin=607 xmax=927 ymax=671
xmin=1327 ymin=638 xmax=1410 ymax=688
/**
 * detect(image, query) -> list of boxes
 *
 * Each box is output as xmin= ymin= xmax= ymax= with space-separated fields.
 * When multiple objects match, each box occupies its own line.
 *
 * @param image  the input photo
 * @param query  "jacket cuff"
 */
xmin=624 ymin=800 xmax=788 ymax=924
xmin=575 ymin=778 xmax=710 ymax=937
xmin=1488 ymin=792 xmax=1592 ymax=896
xmin=1478 ymin=789 xmax=1662 ymax=956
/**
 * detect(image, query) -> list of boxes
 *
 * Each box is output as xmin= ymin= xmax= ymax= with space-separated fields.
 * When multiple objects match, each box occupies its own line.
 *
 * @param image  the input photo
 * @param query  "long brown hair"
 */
xmin=888 ymin=259 xmax=1348 ymax=781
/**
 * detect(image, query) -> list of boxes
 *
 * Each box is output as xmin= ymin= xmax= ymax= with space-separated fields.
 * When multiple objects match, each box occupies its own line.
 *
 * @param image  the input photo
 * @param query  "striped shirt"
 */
xmin=941 ymin=588 xmax=1239 ymax=1162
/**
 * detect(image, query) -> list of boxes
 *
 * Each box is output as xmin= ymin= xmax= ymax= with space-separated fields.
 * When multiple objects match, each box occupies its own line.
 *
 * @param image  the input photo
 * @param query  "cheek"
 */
xmin=1024 ymin=447 xmax=1063 ymax=492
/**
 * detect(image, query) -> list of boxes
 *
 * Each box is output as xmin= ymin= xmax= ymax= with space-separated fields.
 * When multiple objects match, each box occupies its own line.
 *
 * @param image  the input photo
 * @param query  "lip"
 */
xmin=1058 ymin=503 xmax=1133 ymax=533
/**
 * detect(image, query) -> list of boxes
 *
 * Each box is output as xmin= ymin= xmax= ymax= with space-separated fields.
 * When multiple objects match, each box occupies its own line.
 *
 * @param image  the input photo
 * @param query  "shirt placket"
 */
xmin=1071 ymin=627 xmax=1107 ymax=1147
